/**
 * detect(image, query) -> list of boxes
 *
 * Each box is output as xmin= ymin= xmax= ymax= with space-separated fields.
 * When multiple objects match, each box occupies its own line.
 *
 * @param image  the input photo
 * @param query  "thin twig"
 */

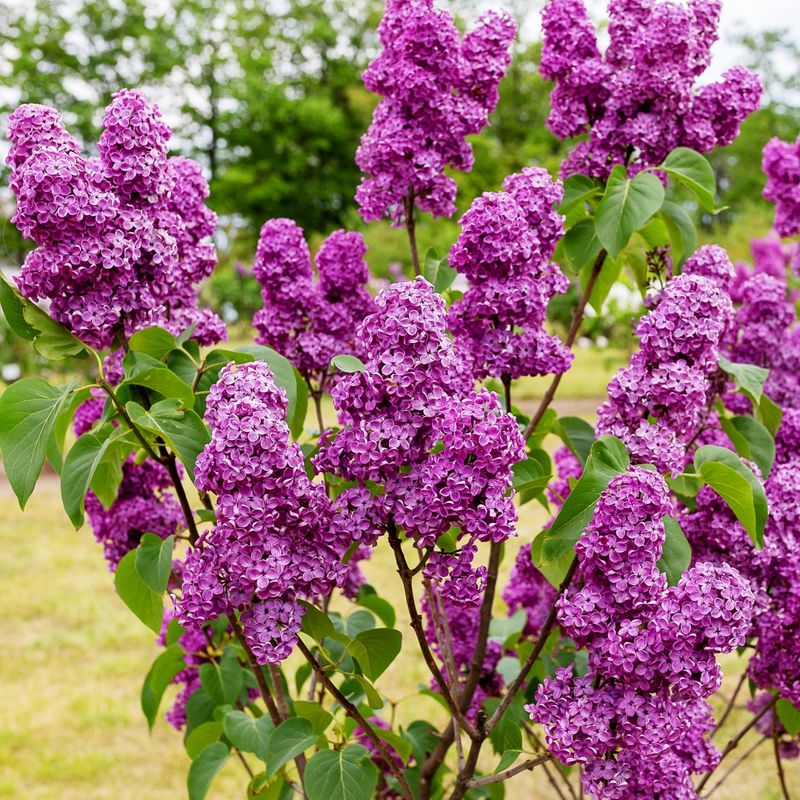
xmin=466 ymin=755 xmax=551 ymax=788
xmin=230 ymin=616 xmax=281 ymax=725
xmin=296 ymin=638 xmax=414 ymax=800
xmin=404 ymin=188 xmax=421 ymax=277
xmin=702 ymin=737 xmax=768 ymax=798
xmin=712 ymin=671 xmax=748 ymax=737
xmin=523 ymin=722 xmax=575 ymax=800
xmin=696 ymin=694 xmax=779 ymax=792
xmin=523 ymin=249 xmax=606 ymax=440
xmin=387 ymin=522 xmax=476 ymax=738
xmin=486 ymin=557 xmax=578 ymax=733
xmin=773 ymin=711 xmax=793 ymax=800
xmin=235 ymin=748 xmax=254 ymax=778
xmin=426 ymin=582 xmax=464 ymax=772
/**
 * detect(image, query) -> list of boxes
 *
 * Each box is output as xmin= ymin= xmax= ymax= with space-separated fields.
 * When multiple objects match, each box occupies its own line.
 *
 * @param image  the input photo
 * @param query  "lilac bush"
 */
xmin=1 ymin=1 xmax=798 ymax=799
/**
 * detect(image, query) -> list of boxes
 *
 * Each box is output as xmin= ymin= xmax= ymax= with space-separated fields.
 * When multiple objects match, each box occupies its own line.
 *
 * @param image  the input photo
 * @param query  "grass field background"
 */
xmin=1 ymin=346 xmax=798 ymax=798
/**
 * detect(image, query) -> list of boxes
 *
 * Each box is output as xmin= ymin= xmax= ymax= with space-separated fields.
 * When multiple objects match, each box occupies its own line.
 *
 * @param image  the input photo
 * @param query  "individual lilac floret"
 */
xmin=178 ymin=362 xmax=346 ymax=664
xmin=8 ymin=93 xmax=224 ymax=349
xmin=763 ymin=134 xmax=800 ymax=237
xmin=448 ymin=168 xmax=573 ymax=381
xmin=356 ymin=0 xmax=515 ymax=224
xmin=530 ymin=466 xmax=755 ymax=798
xmin=597 ymin=246 xmax=733 ymax=474
xmin=540 ymin=0 xmax=762 ymax=178
xmin=85 ymin=458 xmax=183 ymax=570
xmin=252 ymin=219 xmax=375 ymax=387
xmin=315 ymin=277 xmax=522 ymax=603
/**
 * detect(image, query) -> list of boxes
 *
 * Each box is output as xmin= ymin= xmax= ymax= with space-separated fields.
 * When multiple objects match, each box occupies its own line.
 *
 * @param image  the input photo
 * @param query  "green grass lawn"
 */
xmin=2 ymin=473 xmax=798 ymax=799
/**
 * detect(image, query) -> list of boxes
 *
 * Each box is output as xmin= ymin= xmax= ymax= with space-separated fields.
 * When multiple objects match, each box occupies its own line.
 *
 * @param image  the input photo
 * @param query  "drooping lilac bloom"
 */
xmin=448 ymin=168 xmax=573 ymax=381
xmin=8 ymin=91 xmax=225 ymax=348
xmin=530 ymin=467 xmax=755 ymax=799
xmin=315 ymin=278 xmax=524 ymax=605
xmin=178 ymin=362 xmax=346 ymax=664
xmin=596 ymin=245 xmax=734 ymax=474
xmin=540 ymin=0 xmax=761 ymax=178
xmin=356 ymin=0 xmax=515 ymax=224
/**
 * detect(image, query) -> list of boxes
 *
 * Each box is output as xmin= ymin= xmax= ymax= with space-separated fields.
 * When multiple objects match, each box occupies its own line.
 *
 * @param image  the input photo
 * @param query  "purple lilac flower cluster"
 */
xmin=763 ymin=134 xmax=800 ymax=238
xmin=7 ymin=92 xmax=224 ymax=349
xmin=316 ymin=278 xmax=524 ymax=605
xmin=85 ymin=457 xmax=184 ymax=570
xmin=539 ymin=0 xmax=762 ymax=178
xmin=252 ymin=219 xmax=375 ymax=385
xmin=596 ymin=245 xmax=734 ymax=474
xmin=530 ymin=467 xmax=756 ymax=799
xmin=447 ymin=168 xmax=573 ymax=381
xmin=178 ymin=362 xmax=346 ymax=664
xmin=356 ymin=0 xmax=515 ymax=224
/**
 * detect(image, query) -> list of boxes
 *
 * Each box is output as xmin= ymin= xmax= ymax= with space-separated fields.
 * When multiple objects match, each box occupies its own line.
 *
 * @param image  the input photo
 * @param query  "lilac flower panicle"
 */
xmin=356 ymin=0 xmax=515 ymax=224
xmin=178 ymin=362 xmax=347 ymax=664
xmin=316 ymin=277 xmax=523 ymax=604
xmin=597 ymin=245 xmax=733 ymax=474
xmin=7 ymin=92 xmax=225 ymax=349
xmin=252 ymin=219 xmax=375 ymax=382
xmin=448 ymin=168 xmax=573 ymax=381
xmin=540 ymin=0 xmax=762 ymax=178
xmin=763 ymin=134 xmax=800 ymax=238
xmin=530 ymin=467 xmax=755 ymax=798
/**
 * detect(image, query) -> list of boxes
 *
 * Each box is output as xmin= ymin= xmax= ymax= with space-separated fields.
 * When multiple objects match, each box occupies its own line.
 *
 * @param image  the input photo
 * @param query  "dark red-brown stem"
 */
xmin=404 ymin=188 xmax=421 ymax=277
xmin=230 ymin=616 xmax=281 ymax=725
xmin=773 ymin=711 xmax=792 ymax=800
xmin=387 ymin=522 xmax=476 ymax=738
xmin=485 ymin=557 xmax=578 ymax=733
xmin=712 ymin=671 xmax=748 ymax=737
xmin=466 ymin=755 xmax=551 ymax=788
xmin=523 ymin=249 xmax=606 ymax=440
xmin=296 ymin=638 xmax=414 ymax=800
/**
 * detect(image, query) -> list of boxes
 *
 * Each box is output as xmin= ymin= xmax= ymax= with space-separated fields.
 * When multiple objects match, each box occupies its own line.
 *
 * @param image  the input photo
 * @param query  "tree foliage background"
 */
xmin=0 ymin=0 xmax=798 ymax=314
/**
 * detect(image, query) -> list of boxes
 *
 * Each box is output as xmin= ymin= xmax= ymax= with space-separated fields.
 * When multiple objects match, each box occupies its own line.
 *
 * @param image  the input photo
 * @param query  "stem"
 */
xmin=269 ymin=664 xmax=290 ymax=719
xmin=404 ymin=188 xmax=421 ymax=277
xmin=387 ymin=522 xmax=476 ymax=738
xmin=773 ymin=712 xmax=792 ymax=800
xmin=99 ymin=379 xmax=160 ymax=462
xmin=702 ymin=737 xmax=768 ymax=798
xmin=448 ymin=716 xmax=486 ymax=800
xmin=162 ymin=452 xmax=200 ymax=545
xmin=696 ymin=694 xmax=779 ymax=792
xmin=230 ymin=616 xmax=282 ymax=725
xmin=235 ymin=748 xmax=254 ymax=778
xmin=486 ymin=557 xmax=578 ymax=733
xmin=459 ymin=541 xmax=502 ymax=716
xmin=502 ymin=373 xmax=512 ymax=414
xmin=712 ymin=671 xmax=748 ymax=737
xmin=523 ymin=249 xmax=606 ymax=440
xmin=466 ymin=755 xmax=551 ymax=788
xmin=296 ymin=638 xmax=414 ymax=800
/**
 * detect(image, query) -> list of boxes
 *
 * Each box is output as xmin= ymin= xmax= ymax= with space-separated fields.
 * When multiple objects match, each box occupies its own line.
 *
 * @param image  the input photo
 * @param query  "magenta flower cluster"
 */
xmin=539 ymin=0 xmax=762 ymax=178
xmin=7 ymin=92 xmax=224 ymax=349
xmin=530 ymin=467 xmax=755 ymax=799
xmin=448 ymin=168 xmax=573 ymax=381
xmin=763 ymin=134 xmax=800 ymax=238
xmin=597 ymin=245 xmax=734 ymax=474
xmin=252 ymin=219 xmax=375 ymax=385
xmin=178 ymin=362 xmax=347 ymax=664
xmin=356 ymin=0 xmax=515 ymax=224
xmin=316 ymin=278 xmax=524 ymax=605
